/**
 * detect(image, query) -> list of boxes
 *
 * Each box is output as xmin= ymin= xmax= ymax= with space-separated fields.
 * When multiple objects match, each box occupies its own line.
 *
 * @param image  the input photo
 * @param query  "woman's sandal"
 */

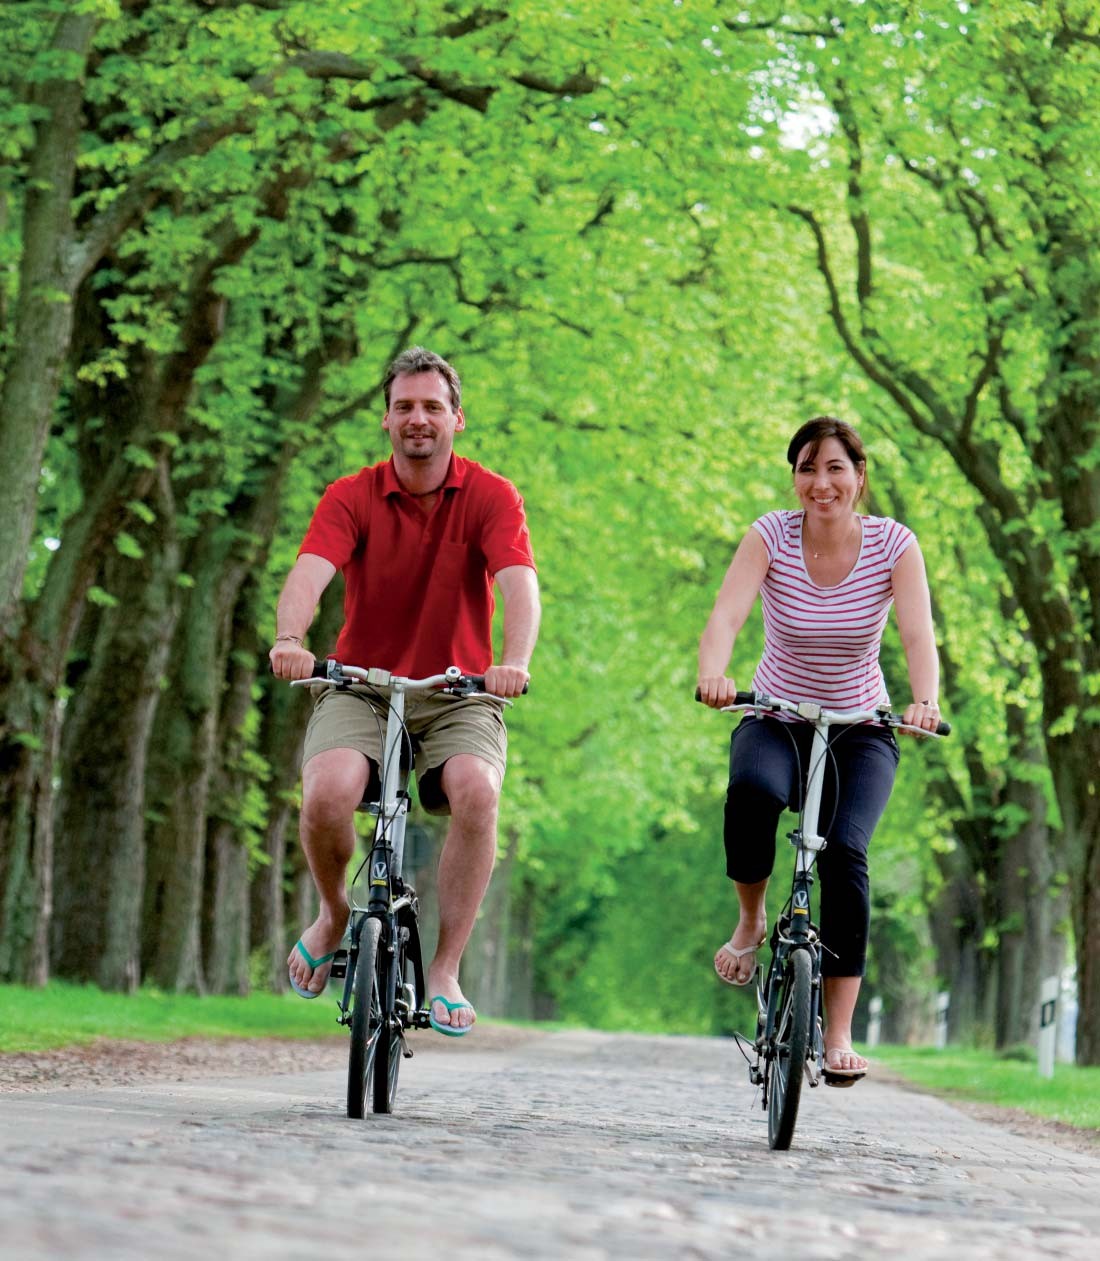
xmin=823 ymin=1047 xmax=868 ymax=1087
xmin=714 ymin=935 xmax=767 ymax=987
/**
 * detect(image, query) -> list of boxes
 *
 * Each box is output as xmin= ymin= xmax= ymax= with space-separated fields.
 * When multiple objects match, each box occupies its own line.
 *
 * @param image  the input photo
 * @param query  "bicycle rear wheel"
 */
xmin=372 ymin=926 xmax=411 ymax=1114
xmin=767 ymin=946 xmax=812 ymax=1150
xmin=347 ymin=917 xmax=383 ymax=1119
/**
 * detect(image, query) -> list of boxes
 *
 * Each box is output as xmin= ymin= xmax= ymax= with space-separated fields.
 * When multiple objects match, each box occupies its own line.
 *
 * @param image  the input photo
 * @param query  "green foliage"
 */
xmin=0 ymin=0 xmax=1083 ymax=1031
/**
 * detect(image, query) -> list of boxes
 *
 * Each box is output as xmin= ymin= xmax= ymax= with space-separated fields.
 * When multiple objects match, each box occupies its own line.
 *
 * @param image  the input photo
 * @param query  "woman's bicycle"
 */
xmin=292 ymin=661 xmax=513 ymax=1118
xmin=706 ymin=690 xmax=949 ymax=1150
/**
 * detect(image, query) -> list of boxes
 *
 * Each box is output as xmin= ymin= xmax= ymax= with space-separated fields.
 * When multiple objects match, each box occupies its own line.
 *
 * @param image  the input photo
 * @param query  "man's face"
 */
xmin=382 ymin=371 xmax=464 ymax=461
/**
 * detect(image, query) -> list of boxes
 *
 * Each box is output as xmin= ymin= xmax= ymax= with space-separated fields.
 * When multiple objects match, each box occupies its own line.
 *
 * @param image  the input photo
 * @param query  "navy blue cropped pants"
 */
xmin=723 ymin=715 xmax=900 ymax=977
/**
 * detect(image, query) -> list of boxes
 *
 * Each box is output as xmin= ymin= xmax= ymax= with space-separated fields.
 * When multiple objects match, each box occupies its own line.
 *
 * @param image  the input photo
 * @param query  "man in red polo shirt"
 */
xmin=269 ymin=347 xmax=539 ymax=1035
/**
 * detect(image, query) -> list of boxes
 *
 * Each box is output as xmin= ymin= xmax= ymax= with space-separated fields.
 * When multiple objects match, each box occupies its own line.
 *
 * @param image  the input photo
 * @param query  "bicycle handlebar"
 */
xmin=298 ymin=660 xmax=528 ymax=699
xmin=694 ymin=687 xmax=950 ymax=737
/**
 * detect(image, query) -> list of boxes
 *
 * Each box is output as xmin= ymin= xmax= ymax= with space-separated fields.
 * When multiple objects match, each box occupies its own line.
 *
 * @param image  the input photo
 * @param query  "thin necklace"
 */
xmin=807 ymin=515 xmax=857 ymax=559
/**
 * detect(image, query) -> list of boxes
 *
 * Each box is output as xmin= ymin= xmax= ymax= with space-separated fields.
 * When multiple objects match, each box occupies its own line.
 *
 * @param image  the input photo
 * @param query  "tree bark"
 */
xmin=50 ymin=459 xmax=180 ymax=990
xmin=0 ymin=12 xmax=95 ymax=624
xmin=251 ymin=578 xmax=346 ymax=990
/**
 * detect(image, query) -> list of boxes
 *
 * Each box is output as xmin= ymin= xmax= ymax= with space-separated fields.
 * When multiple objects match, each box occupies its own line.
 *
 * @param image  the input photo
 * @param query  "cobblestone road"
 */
xmin=2 ymin=1027 xmax=1098 ymax=1260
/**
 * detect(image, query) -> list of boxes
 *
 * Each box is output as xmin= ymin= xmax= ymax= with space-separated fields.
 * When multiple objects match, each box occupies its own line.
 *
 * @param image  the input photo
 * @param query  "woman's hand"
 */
xmin=901 ymin=698 xmax=941 ymax=736
xmin=697 ymin=676 xmax=739 ymax=709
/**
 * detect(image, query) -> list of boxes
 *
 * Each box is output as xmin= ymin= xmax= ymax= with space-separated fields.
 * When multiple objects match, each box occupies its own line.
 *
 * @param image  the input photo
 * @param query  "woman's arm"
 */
xmin=697 ymin=529 xmax=770 ymax=708
xmin=891 ymin=541 xmax=941 ymax=732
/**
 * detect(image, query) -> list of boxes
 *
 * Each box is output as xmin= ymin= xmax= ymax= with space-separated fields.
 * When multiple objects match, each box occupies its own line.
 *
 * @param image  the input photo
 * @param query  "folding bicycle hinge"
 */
xmin=328 ymin=948 xmax=349 ymax=981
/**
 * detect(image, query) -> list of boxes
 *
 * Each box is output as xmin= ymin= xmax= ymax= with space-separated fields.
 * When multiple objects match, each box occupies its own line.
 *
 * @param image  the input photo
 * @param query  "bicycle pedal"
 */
xmin=328 ymin=949 xmax=349 ymax=980
xmin=410 ymin=1009 xmax=432 ymax=1029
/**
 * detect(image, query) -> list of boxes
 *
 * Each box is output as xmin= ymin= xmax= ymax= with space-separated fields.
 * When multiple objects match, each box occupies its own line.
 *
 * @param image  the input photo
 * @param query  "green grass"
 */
xmin=0 ymin=981 xmax=345 ymax=1053
xmin=870 ymin=1044 xmax=1100 ymax=1131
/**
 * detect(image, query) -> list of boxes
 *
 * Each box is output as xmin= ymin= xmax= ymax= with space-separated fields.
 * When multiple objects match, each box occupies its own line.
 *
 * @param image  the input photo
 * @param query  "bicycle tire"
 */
xmin=347 ymin=916 xmax=383 ymax=1119
xmin=767 ymin=946 xmax=812 ymax=1150
xmin=372 ymin=925 xmax=410 ymax=1114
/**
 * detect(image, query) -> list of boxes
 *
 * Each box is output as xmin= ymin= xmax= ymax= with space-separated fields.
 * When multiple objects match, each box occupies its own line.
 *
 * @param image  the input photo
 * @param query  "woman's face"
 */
xmin=793 ymin=435 xmax=864 ymax=518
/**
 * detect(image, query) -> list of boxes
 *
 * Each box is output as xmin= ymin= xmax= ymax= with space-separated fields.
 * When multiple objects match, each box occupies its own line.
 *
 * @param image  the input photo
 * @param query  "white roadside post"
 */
xmin=1038 ymin=975 xmax=1059 ymax=1079
xmin=934 ymin=992 xmax=949 ymax=1050
xmin=867 ymin=995 xmax=883 ymax=1049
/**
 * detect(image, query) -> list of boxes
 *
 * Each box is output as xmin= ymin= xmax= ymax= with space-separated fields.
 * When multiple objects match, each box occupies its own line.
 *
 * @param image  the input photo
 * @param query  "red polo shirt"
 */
xmin=299 ymin=455 xmax=535 ymax=677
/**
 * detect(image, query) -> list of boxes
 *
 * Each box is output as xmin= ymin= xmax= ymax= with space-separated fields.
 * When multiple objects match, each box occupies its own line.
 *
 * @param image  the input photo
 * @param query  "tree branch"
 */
xmin=69 ymin=46 xmax=596 ymax=287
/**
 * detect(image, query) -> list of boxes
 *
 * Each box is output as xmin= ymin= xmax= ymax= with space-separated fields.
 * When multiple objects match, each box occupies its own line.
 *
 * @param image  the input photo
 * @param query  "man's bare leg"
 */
xmin=287 ymin=747 xmax=369 ymax=995
xmin=427 ymin=754 xmax=501 ymax=1031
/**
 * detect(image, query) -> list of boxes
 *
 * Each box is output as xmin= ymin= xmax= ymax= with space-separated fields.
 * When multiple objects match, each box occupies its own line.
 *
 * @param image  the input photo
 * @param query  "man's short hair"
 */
xmin=383 ymin=347 xmax=462 ymax=411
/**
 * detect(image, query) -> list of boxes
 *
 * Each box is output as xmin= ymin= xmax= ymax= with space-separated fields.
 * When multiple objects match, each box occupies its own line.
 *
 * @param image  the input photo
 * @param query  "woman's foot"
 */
xmin=287 ymin=908 xmax=348 ymax=998
xmin=823 ymin=1044 xmax=868 ymax=1085
xmin=714 ymin=918 xmax=767 ymax=986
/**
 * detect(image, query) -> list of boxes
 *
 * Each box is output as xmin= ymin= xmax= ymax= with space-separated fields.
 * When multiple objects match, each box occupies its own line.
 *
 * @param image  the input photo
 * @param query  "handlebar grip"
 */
xmin=935 ymin=721 xmax=951 ymax=736
xmin=465 ymin=675 xmax=529 ymax=695
xmin=310 ymin=661 xmax=333 ymax=679
xmin=694 ymin=687 xmax=759 ymax=705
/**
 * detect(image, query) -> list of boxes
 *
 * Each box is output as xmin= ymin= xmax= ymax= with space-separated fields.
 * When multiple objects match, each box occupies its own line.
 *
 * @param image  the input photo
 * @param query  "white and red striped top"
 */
xmin=750 ymin=510 xmax=915 ymax=711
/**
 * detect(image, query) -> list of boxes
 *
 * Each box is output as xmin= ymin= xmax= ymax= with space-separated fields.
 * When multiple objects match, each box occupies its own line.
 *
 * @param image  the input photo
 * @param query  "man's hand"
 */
xmin=697 ymin=675 xmax=739 ymax=709
xmin=269 ymin=640 xmax=316 ymax=681
xmin=483 ymin=664 xmax=530 ymax=698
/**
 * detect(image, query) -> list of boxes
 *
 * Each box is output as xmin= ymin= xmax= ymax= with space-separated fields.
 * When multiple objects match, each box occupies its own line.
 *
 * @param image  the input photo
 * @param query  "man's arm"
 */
xmin=484 ymin=564 xmax=540 ymax=698
xmin=268 ymin=553 xmax=338 ymax=680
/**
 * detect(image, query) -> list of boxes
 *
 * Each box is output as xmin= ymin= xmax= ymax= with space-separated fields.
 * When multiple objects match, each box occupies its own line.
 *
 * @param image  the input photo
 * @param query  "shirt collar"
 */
xmin=382 ymin=454 xmax=465 ymax=498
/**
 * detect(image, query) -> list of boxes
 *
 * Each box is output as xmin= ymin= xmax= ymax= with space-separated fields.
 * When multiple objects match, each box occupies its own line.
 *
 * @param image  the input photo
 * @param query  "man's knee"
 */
xmin=441 ymin=755 xmax=501 ymax=821
xmin=301 ymin=749 xmax=369 ymax=830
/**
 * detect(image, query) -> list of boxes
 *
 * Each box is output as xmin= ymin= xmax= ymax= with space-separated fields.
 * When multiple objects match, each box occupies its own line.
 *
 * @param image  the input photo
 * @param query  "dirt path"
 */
xmin=2 ymin=1027 xmax=1098 ymax=1260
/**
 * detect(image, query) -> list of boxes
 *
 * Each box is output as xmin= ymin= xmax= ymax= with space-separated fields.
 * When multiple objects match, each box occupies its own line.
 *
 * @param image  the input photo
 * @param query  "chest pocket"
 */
xmin=433 ymin=541 xmax=470 ymax=589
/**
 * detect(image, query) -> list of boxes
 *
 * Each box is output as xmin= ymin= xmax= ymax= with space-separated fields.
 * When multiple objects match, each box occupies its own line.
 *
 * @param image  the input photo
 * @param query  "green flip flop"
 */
xmin=428 ymin=995 xmax=475 ymax=1037
xmin=289 ymin=939 xmax=336 ymax=1000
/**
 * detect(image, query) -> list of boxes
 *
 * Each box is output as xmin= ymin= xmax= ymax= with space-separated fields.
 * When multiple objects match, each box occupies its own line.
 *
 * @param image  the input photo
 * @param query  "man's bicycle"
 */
xmin=293 ymin=661 xmax=513 ymax=1118
xmin=707 ymin=690 xmax=949 ymax=1150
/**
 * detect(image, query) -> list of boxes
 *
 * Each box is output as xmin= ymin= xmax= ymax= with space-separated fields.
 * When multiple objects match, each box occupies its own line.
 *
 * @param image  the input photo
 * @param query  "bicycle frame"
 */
xmin=293 ymin=662 xmax=510 ymax=1027
xmin=750 ymin=705 xmax=835 ymax=1094
xmin=713 ymin=691 xmax=949 ymax=1137
xmin=329 ymin=667 xmax=431 ymax=1033
xmin=292 ymin=660 xmax=514 ymax=1115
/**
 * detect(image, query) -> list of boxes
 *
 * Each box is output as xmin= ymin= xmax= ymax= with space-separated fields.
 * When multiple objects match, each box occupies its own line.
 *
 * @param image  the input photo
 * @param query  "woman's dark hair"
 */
xmin=787 ymin=416 xmax=868 ymax=505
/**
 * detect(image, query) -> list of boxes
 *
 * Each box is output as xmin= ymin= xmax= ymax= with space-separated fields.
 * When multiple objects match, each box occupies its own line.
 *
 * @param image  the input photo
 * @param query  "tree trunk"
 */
xmin=202 ymin=601 xmax=261 ymax=996
xmin=923 ymin=844 xmax=989 ymax=1044
xmin=0 ymin=12 xmax=94 ymax=623
xmin=991 ymin=705 xmax=1065 ymax=1047
xmin=51 ymin=462 xmax=180 ymax=989
xmin=251 ymin=577 xmax=346 ymax=990
xmin=202 ymin=822 xmax=251 ymax=997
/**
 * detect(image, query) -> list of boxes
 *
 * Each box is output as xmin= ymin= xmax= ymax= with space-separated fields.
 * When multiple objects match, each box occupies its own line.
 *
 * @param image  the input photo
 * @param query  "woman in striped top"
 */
xmin=697 ymin=417 xmax=941 ymax=1085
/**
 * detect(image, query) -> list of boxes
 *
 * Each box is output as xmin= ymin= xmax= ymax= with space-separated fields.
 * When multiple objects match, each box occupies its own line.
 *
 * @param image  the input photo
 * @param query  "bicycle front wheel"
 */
xmin=372 ymin=927 xmax=411 ymax=1114
xmin=767 ymin=946 xmax=812 ymax=1150
xmin=347 ymin=917 xmax=383 ymax=1119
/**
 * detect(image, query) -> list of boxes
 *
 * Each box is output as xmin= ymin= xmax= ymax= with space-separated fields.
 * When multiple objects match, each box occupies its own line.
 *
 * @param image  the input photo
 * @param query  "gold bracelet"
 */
xmin=275 ymin=634 xmax=303 ymax=644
